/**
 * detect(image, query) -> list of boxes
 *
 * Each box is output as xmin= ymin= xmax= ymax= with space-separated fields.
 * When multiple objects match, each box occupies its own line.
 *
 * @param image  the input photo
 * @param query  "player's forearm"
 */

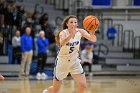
xmin=60 ymin=33 xmax=74 ymax=46
xmin=89 ymin=31 xmax=97 ymax=42
xmin=89 ymin=34 xmax=97 ymax=42
xmin=79 ymin=29 xmax=97 ymax=42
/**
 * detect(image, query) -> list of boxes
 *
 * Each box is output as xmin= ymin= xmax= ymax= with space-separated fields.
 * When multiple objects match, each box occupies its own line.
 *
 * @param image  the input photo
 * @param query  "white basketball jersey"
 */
xmin=58 ymin=29 xmax=82 ymax=57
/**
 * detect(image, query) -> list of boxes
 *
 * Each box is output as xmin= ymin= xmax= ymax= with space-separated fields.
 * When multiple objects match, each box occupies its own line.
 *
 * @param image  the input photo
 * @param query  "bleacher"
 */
xmin=0 ymin=56 xmax=8 ymax=64
xmin=80 ymin=0 xmax=140 ymax=75
xmin=106 ymin=58 xmax=140 ymax=65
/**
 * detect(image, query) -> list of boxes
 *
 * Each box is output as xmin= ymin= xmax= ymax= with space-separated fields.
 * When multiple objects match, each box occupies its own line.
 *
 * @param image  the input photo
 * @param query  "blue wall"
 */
xmin=92 ymin=0 xmax=112 ymax=6
xmin=133 ymin=0 xmax=140 ymax=6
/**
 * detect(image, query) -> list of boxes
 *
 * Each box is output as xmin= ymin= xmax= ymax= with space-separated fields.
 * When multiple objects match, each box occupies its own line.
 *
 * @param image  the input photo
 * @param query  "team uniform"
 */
xmin=54 ymin=29 xmax=84 ymax=81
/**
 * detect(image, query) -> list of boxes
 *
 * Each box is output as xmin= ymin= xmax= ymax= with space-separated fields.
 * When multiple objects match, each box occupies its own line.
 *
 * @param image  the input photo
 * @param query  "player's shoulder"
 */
xmin=59 ymin=29 xmax=66 ymax=35
xmin=60 ymin=29 xmax=68 ymax=34
xmin=59 ymin=29 xmax=68 ymax=38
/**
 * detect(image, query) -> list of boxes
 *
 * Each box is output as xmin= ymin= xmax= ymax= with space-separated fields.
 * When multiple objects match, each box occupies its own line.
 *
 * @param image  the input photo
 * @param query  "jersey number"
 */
xmin=69 ymin=47 xmax=74 ymax=53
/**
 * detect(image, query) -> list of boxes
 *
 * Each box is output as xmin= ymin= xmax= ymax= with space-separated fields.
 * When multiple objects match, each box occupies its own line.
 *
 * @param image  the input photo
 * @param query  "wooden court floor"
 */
xmin=0 ymin=77 xmax=140 ymax=93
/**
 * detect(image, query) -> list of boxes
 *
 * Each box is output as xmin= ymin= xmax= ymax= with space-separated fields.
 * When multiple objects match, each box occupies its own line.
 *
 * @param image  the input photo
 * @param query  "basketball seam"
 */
xmin=83 ymin=16 xmax=93 ymax=23
xmin=83 ymin=18 xmax=92 ymax=28
xmin=86 ymin=18 xmax=96 ymax=30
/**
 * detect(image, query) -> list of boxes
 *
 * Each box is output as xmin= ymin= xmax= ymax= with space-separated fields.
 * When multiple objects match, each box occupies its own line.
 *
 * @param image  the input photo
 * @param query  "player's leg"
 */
xmin=43 ymin=57 xmax=70 ymax=93
xmin=71 ymin=73 xmax=87 ymax=93
xmin=45 ymin=69 xmax=68 ymax=93
xmin=0 ymin=74 xmax=5 ymax=80
xmin=43 ymin=80 xmax=62 ymax=93
xmin=70 ymin=58 xmax=87 ymax=93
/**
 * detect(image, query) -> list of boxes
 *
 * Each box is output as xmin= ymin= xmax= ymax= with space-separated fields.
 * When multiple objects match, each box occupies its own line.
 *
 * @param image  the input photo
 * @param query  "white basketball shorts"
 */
xmin=53 ymin=57 xmax=84 ymax=81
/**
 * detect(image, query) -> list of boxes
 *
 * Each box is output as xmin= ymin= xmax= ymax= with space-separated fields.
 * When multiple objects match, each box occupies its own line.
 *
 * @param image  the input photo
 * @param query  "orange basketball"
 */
xmin=83 ymin=15 xmax=100 ymax=32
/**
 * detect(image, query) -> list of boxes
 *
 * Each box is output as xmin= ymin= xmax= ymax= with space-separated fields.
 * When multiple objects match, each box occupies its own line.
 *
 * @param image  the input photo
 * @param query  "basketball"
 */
xmin=83 ymin=15 xmax=100 ymax=32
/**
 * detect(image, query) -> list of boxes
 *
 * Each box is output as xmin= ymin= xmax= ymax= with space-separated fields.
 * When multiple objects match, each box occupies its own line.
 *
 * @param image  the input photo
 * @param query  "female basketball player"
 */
xmin=43 ymin=15 xmax=97 ymax=93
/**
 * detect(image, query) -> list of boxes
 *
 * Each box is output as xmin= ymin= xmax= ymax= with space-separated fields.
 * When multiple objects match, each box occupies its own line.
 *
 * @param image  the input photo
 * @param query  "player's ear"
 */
xmin=66 ymin=22 xmax=68 ymax=27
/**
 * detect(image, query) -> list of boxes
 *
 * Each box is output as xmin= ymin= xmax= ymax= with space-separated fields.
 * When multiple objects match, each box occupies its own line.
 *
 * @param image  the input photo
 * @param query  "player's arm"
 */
xmin=78 ymin=28 xmax=97 ymax=42
xmin=59 ymin=31 xmax=75 ymax=46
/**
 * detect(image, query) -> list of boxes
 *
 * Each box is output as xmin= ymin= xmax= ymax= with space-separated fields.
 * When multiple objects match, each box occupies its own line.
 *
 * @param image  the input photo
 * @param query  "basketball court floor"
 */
xmin=0 ymin=76 xmax=140 ymax=93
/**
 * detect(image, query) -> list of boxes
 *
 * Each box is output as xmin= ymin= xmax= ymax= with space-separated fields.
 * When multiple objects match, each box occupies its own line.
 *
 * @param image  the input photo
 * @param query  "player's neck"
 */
xmin=67 ymin=29 xmax=76 ymax=39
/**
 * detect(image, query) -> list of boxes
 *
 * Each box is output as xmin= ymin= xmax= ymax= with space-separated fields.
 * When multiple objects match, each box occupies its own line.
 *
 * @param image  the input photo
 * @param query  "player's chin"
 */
xmin=71 ymin=26 xmax=76 ymax=29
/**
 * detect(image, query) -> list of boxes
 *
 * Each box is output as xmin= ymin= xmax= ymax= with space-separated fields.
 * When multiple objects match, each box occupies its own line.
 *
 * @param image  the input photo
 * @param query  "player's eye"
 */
xmin=70 ymin=22 xmax=73 ymax=23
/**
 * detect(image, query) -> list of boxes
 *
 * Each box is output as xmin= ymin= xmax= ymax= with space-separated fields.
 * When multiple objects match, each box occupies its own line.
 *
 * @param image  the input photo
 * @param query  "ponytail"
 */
xmin=55 ymin=31 xmax=61 ymax=46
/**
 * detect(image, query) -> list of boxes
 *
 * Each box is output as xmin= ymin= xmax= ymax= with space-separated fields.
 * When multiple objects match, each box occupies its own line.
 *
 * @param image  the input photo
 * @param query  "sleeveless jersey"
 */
xmin=58 ymin=29 xmax=82 ymax=57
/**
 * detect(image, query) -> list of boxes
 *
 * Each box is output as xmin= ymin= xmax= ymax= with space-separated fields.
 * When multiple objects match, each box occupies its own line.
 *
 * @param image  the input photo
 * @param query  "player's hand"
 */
xmin=70 ymin=26 xmax=77 ymax=35
xmin=89 ymin=29 xmax=96 ymax=35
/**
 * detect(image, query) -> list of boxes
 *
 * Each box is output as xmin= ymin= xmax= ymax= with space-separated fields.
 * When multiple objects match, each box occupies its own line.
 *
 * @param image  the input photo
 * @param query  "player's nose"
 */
xmin=72 ymin=23 xmax=76 ymax=26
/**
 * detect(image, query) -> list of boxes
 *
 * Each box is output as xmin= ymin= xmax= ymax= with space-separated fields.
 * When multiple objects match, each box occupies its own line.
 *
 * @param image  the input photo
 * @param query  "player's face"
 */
xmin=66 ymin=18 xmax=78 ymax=29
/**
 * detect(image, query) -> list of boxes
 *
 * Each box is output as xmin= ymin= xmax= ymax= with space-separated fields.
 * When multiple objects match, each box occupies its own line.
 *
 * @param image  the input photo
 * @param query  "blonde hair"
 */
xmin=55 ymin=15 xmax=77 ymax=46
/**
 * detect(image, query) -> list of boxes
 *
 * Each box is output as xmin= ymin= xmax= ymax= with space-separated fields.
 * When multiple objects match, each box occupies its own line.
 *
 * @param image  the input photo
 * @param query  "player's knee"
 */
xmin=79 ymin=82 xmax=87 ymax=89
xmin=48 ymin=86 xmax=53 ymax=89
xmin=49 ymin=86 xmax=60 ymax=93
xmin=48 ymin=86 xmax=53 ymax=91
xmin=53 ymin=87 xmax=60 ymax=92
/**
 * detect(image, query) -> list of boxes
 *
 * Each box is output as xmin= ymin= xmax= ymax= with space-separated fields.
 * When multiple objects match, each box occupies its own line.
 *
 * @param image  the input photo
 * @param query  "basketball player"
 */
xmin=0 ymin=74 xmax=5 ymax=80
xmin=43 ymin=15 xmax=97 ymax=93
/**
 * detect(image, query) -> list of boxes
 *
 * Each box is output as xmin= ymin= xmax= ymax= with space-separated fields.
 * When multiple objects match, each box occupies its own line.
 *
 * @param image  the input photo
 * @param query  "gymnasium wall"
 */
xmin=113 ymin=21 xmax=140 ymax=36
